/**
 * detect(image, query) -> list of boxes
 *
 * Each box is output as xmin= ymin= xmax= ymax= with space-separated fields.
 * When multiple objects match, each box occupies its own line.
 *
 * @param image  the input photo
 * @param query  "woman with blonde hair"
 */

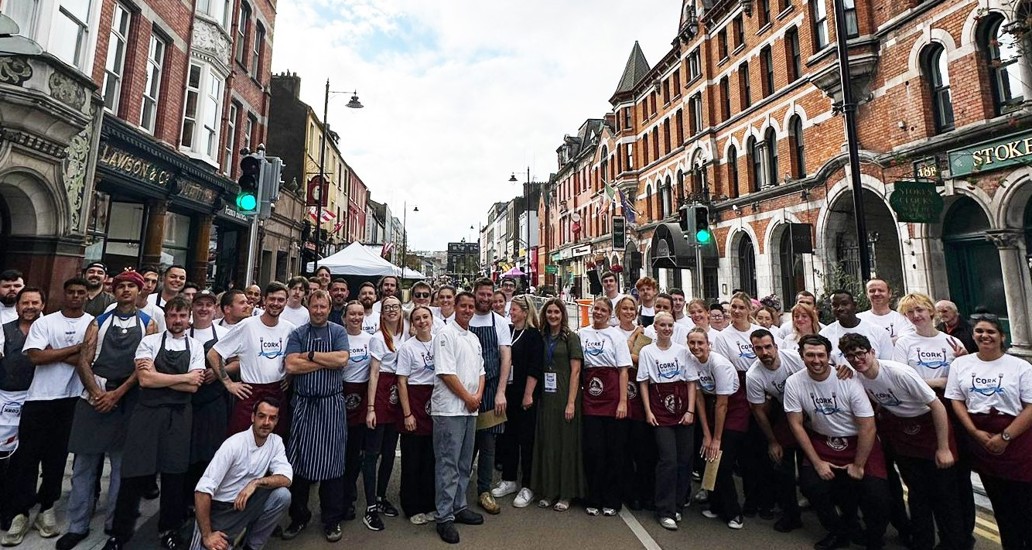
xmin=894 ymin=292 xmax=967 ymax=390
xmin=780 ymin=303 xmax=822 ymax=348
xmin=687 ymin=298 xmax=721 ymax=343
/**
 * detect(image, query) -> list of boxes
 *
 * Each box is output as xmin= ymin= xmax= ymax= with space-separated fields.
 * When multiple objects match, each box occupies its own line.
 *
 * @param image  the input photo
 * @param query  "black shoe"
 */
xmin=742 ymin=503 xmax=758 ymax=517
xmin=343 ymin=505 xmax=356 ymax=521
xmin=101 ymin=537 xmax=122 ymax=550
xmin=642 ymin=501 xmax=656 ymax=511
xmin=143 ymin=483 xmax=160 ymax=500
xmin=436 ymin=521 xmax=460 ymax=544
xmin=774 ymin=516 xmax=803 ymax=533
xmin=324 ymin=523 xmax=342 ymax=542
xmin=56 ymin=531 xmax=90 ymax=550
xmin=814 ymin=533 xmax=851 ymax=550
xmin=627 ymin=499 xmax=642 ymax=511
xmin=377 ymin=497 xmax=399 ymax=517
xmin=159 ymin=530 xmax=182 ymax=550
xmin=363 ymin=507 xmax=384 ymax=531
xmin=281 ymin=518 xmax=309 ymax=540
xmin=454 ymin=508 xmax=484 ymax=525
xmin=758 ymin=507 xmax=775 ymax=520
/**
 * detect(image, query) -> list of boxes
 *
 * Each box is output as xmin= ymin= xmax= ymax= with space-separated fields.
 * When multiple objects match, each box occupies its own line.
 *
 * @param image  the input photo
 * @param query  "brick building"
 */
xmin=538 ymin=0 xmax=1032 ymax=359
xmin=0 ymin=0 xmax=278 ymax=294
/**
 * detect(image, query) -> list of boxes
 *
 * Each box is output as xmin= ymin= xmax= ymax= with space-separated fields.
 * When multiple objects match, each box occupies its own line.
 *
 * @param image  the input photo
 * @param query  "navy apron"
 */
xmin=287 ymin=324 xmax=347 ymax=480
xmin=470 ymin=314 xmax=504 ymax=434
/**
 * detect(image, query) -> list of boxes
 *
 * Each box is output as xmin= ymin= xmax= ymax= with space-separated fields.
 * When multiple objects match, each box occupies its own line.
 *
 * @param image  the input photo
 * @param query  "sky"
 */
xmin=270 ymin=0 xmax=680 ymax=251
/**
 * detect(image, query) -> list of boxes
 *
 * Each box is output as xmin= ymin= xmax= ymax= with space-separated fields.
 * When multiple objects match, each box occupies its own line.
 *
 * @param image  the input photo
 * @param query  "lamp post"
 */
xmin=313 ymin=78 xmax=362 ymax=273
xmin=509 ymin=168 xmax=532 ymax=283
xmin=401 ymin=202 xmax=418 ymax=276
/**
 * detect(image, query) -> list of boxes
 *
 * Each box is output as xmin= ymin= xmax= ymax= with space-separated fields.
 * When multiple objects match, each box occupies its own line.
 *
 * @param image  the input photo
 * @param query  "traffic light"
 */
xmin=236 ymin=154 xmax=261 ymax=213
xmin=612 ymin=215 xmax=626 ymax=250
xmin=258 ymin=156 xmax=283 ymax=220
xmin=693 ymin=205 xmax=712 ymax=245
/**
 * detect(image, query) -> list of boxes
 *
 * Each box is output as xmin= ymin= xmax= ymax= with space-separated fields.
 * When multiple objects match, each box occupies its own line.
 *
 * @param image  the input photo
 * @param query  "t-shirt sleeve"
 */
xmin=22 ymin=316 xmax=51 ymax=352
xmin=267 ymin=437 xmax=293 ymax=481
xmin=526 ymin=333 xmax=544 ymax=381
xmin=333 ymin=327 xmax=349 ymax=352
xmin=745 ymin=367 xmax=766 ymax=405
xmin=135 ymin=335 xmax=158 ymax=360
xmin=944 ymin=363 xmax=964 ymax=401
xmin=495 ymin=315 xmax=512 ymax=346
xmin=681 ymin=349 xmax=699 ymax=381
xmin=212 ymin=322 xmax=247 ymax=360
xmin=189 ymin=340 xmax=206 ymax=371
xmin=875 ymin=328 xmax=895 ymax=360
xmin=614 ymin=333 xmax=633 ymax=368
xmin=283 ymin=327 xmax=304 ymax=356
xmin=898 ymin=366 xmax=936 ymax=404
xmin=848 ymin=379 xmax=874 ymax=417
xmin=1018 ymin=361 xmax=1032 ymax=404
xmin=782 ymin=378 xmax=803 ymax=413
xmin=369 ymin=335 xmax=386 ymax=361
xmin=395 ymin=345 xmax=415 ymax=377
xmin=433 ymin=332 xmax=456 ymax=376
xmin=715 ymin=361 xmax=737 ymax=395
xmin=567 ymin=335 xmax=584 ymax=361
xmin=195 ymin=440 xmax=236 ymax=497
xmin=636 ymin=347 xmax=653 ymax=382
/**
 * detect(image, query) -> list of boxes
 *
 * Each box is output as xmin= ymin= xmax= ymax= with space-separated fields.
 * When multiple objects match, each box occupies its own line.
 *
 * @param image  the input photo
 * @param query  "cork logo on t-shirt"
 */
xmin=258 ymin=337 xmax=284 ymax=359
xmin=970 ymin=373 xmax=1005 ymax=396
xmin=810 ymin=392 xmax=842 ymax=416
xmin=915 ymin=347 xmax=950 ymax=370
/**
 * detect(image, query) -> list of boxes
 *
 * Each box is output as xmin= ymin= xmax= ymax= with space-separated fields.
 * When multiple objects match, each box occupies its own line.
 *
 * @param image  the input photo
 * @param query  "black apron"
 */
xmin=68 ymin=312 xmax=144 ymax=454
xmin=1 ymin=321 xmax=34 ymax=391
xmin=190 ymin=325 xmax=229 ymax=464
xmin=471 ymin=314 xmax=504 ymax=434
xmin=122 ymin=333 xmax=193 ymax=478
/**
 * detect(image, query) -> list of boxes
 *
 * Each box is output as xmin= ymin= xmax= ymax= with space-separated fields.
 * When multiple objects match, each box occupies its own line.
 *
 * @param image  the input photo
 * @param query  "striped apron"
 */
xmin=471 ymin=315 xmax=505 ymax=434
xmin=287 ymin=325 xmax=347 ymax=480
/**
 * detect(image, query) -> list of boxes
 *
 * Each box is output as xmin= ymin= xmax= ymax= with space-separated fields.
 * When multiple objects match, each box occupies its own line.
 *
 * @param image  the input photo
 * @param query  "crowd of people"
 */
xmin=0 ymin=264 xmax=1029 ymax=550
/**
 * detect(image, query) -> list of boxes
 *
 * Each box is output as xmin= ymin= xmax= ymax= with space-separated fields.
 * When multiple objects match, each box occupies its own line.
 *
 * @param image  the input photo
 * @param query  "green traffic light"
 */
xmin=696 ymin=229 xmax=712 ymax=244
xmin=236 ymin=193 xmax=257 ymax=212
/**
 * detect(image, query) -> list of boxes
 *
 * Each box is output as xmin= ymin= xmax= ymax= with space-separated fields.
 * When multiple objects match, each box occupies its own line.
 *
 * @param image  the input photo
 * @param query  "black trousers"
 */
xmin=111 ymin=473 xmax=187 ymax=541
xmin=742 ymin=422 xmax=775 ymax=511
xmin=7 ymin=398 xmax=77 ymax=518
xmin=708 ymin=428 xmax=746 ymax=522
xmin=344 ymin=423 xmax=367 ymax=510
xmin=980 ymin=475 xmax=1032 ymax=550
xmin=399 ymin=434 xmax=436 ymax=517
xmin=654 ymin=425 xmax=693 ymax=520
xmin=894 ymin=455 xmax=966 ymax=550
xmin=798 ymin=465 xmax=890 ymax=547
xmin=624 ymin=419 xmax=657 ymax=507
xmin=289 ymin=474 xmax=346 ymax=527
xmin=498 ymin=402 xmax=535 ymax=488
xmin=361 ymin=424 xmax=398 ymax=508
xmin=582 ymin=415 xmax=627 ymax=510
xmin=772 ymin=448 xmax=801 ymax=521
xmin=883 ymin=449 xmax=913 ymax=538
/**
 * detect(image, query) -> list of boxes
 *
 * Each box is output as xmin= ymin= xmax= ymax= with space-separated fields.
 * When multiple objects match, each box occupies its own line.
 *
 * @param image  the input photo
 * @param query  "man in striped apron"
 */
xmin=280 ymin=290 xmax=350 ymax=542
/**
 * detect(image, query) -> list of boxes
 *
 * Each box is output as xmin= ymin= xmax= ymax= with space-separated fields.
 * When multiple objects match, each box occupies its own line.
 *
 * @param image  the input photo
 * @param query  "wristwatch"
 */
xmin=1001 ymin=431 xmax=1012 ymax=442
xmin=308 ymin=349 xmax=315 ymax=362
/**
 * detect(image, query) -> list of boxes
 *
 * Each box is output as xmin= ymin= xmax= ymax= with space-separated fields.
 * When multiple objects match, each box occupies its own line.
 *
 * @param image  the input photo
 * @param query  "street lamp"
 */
xmin=509 ymin=168 xmax=532 ymax=283
xmin=401 ymin=203 xmax=418 ymax=276
xmin=313 ymin=79 xmax=362 ymax=273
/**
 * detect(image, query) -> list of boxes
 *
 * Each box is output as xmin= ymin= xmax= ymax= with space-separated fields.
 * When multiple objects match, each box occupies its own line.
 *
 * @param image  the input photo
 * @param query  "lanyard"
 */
xmin=511 ymin=328 xmax=526 ymax=348
xmin=545 ymin=333 xmax=559 ymax=368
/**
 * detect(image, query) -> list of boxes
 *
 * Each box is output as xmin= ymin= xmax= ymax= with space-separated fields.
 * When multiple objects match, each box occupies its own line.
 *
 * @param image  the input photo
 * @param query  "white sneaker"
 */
xmin=728 ymin=515 xmax=744 ymax=530
xmin=33 ymin=508 xmax=59 ymax=538
xmin=491 ymin=480 xmax=518 ymax=498
xmin=513 ymin=488 xmax=534 ymax=508
xmin=659 ymin=517 xmax=678 ymax=531
xmin=701 ymin=509 xmax=720 ymax=519
xmin=409 ymin=513 xmax=432 ymax=525
xmin=1 ymin=514 xmax=30 ymax=546
xmin=675 ymin=512 xmax=682 ymax=522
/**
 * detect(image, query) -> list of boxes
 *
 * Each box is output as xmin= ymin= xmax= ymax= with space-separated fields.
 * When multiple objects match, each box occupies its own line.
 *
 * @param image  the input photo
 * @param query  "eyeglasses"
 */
xmin=841 ymin=350 xmax=871 ymax=360
xmin=413 ymin=292 xmax=430 ymax=299
xmin=382 ymin=305 xmax=402 ymax=312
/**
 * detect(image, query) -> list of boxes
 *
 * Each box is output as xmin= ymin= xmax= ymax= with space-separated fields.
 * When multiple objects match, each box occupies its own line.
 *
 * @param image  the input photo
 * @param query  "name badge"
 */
xmin=544 ymin=372 xmax=558 ymax=393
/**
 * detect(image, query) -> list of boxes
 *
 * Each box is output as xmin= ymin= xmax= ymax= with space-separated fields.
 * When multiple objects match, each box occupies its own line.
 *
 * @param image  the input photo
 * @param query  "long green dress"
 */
xmin=530 ymin=331 xmax=587 ymax=501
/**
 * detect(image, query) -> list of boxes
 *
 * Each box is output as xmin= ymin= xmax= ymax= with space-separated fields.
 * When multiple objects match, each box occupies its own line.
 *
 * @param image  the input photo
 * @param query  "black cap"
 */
xmin=194 ymin=289 xmax=217 ymax=303
xmin=85 ymin=262 xmax=108 ymax=273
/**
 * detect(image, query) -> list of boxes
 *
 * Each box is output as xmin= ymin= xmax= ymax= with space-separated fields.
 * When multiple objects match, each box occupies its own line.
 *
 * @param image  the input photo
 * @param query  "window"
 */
xmin=140 ymin=32 xmax=166 ymax=133
xmin=675 ymin=109 xmax=684 ymax=144
xmin=727 ymin=145 xmax=740 ymax=197
xmin=646 ymin=184 xmax=653 ymax=220
xmin=691 ymin=158 xmax=706 ymax=198
xmin=197 ymin=0 xmax=230 ymax=28
xmin=652 ymin=128 xmax=660 ymax=160
xmin=244 ymin=114 xmax=255 ymax=152
xmin=765 ymin=128 xmax=779 ymax=186
xmin=718 ymin=28 xmax=729 ymax=60
xmin=663 ymin=79 xmax=670 ymax=104
xmin=689 ymin=93 xmax=702 ymax=135
xmin=760 ymin=46 xmax=775 ymax=97
xmin=181 ymin=66 xmax=201 ymax=149
xmin=786 ymin=28 xmax=802 ymax=82
xmin=102 ymin=3 xmax=131 ymax=112
xmin=53 ymin=0 xmax=93 ymax=69
xmin=759 ymin=0 xmax=771 ymax=26
xmin=3 ymin=0 xmax=39 ymax=39
xmin=748 ymin=136 xmax=762 ymax=191
xmin=180 ymin=63 xmax=225 ymax=163
xmin=843 ymin=0 xmax=858 ymax=37
xmin=626 ymin=143 xmax=634 ymax=169
xmin=923 ymin=44 xmax=954 ymax=133
xmin=661 ymin=177 xmax=672 ymax=217
xmin=672 ymin=69 xmax=681 ymax=97
xmin=812 ymin=0 xmax=829 ymax=50
xmin=720 ymin=77 xmax=731 ymax=120
xmin=789 ymin=115 xmax=806 ymax=177
xmin=733 ymin=15 xmax=744 ymax=48
xmin=235 ymin=2 xmax=250 ymax=65
xmin=740 ymin=61 xmax=752 ymax=109
xmin=688 ymin=49 xmax=701 ymax=80
xmin=663 ymin=119 xmax=671 ymax=153
xmin=623 ymin=108 xmax=632 ymax=129
xmin=251 ymin=22 xmax=264 ymax=77
xmin=981 ymin=15 xmax=1024 ymax=115
xmin=223 ymin=103 xmax=239 ymax=175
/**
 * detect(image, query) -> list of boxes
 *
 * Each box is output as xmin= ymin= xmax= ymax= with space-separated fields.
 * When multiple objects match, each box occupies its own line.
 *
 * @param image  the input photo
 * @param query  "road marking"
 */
xmin=974 ymin=526 xmax=1001 ymax=544
xmin=618 ymin=508 xmax=664 ymax=550
xmin=901 ymin=475 xmax=1001 ymax=541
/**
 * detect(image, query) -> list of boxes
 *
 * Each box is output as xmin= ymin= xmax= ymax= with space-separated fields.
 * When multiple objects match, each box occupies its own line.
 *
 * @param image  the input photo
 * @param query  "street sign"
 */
xmin=306 ymin=175 xmax=328 ymax=207
xmin=889 ymin=181 xmax=944 ymax=223
xmin=545 ymin=265 xmax=558 ymax=274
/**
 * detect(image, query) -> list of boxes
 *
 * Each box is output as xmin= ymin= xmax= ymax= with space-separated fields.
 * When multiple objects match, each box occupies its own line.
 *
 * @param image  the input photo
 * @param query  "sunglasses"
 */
xmin=413 ymin=292 xmax=430 ymax=299
xmin=971 ymin=313 xmax=999 ymax=322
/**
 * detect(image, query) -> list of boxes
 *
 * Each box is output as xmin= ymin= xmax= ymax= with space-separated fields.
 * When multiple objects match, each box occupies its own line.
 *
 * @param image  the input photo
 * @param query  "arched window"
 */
xmin=922 ymin=44 xmax=954 ymax=133
xmin=746 ymin=137 xmax=760 ymax=192
xmin=727 ymin=145 xmax=740 ymax=198
xmin=645 ymin=184 xmax=654 ymax=220
xmin=676 ymin=169 xmax=685 ymax=206
xmin=691 ymin=151 xmax=707 ymax=200
xmin=765 ymin=127 xmax=779 ymax=186
xmin=661 ymin=176 xmax=672 ymax=218
xmin=600 ymin=146 xmax=609 ymax=181
xmin=789 ymin=115 xmax=806 ymax=178
xmin=980 ymin=14 xmax=1025 ymax=115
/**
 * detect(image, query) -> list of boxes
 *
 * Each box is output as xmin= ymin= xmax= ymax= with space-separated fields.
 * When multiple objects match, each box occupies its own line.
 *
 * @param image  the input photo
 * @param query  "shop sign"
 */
xmin=558 ymin=248 xmax=572 ymax=260
xmin=550 ymin=253 xmax=560 ymax=262
xmin=889 ymin=181 xmax=944 ymax=223
xmin=221 ymin=205 xmax=247 ymax=222
xmin=180 ymin=180 xmax=219 ymax=205
xmin=912 ymin=156 xmax=943 ymax=184
xmin=948 ymin=130 xmax=1032 ymax=178
xmin=98 ymin=143 xmax=174 ymax=187
xmin=571 ymin=244 xmax=591 ymax=257
xmin=545 ymin=265 xmax=558 ymax=274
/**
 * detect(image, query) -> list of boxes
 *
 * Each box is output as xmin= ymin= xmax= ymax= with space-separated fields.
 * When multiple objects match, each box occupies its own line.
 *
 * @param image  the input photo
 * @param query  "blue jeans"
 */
xmin=66 ymin=452 xmax=122 ymax=534
xmin=432 ymin=415 xmax=475 ymax=523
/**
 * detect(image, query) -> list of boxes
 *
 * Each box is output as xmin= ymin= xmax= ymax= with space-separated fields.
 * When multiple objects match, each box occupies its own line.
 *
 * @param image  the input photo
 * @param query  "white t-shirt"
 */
xmin=637 ymin=343 xmax=698 ymax=383
xmin=675 ymin=315 xmax=696 ymax=329
xmin=858 ymin=309 xmax=916 ymax=340
xmin=195 ymin=430 xmax=292 ymax=503
xmin=893 ymin=332 xmax=962 ymax=381
xmin=607 ymin=293 xmax=626 ymax=326
xmin=783 ymin=370 xmax=873 ymax=437
xmin=22 ymin=311 xmax=94 ymax=401
xmin=469 ymin=312 xmax=512 ymax=347
xmin=858 ymin=360 xmax=936 ymax=418
xmin=279 ymin=304 xmax=310 ymax=329
xmin=370 ymin=331 xmax=404 ymax=374
xmin=713 ymin=323 xmax=765 ymax=371
xmin=104 ymin=301 xmax=166 ymax=332
xmin=578 ymin=326 xmax=632 ymax=368
xmin=776 ymin=321 xmax=826 ymax=345
xmin=135 ymin=332 xmax=207 ymax=372
xmin=945 ymin=353 xmax=1032 ymax=417
xmin=189 ymin=324 xmax=228 ymax=347
xmin=362 ymin=311 xmax=379 ymax=335
xmin=431 ymin=323 xmax=485 ymax=417
xmin=342 ymin=330 xmax=373 ymax=383
xmin=211 ymin=316 xmax=295 ymax=384
xmin=820 ymin=319 xmax=894 ymax=366
xmin=397 ymin=336 xmax=437 ymax=386
xmin=644 ymin=322 xmax=692 ymax=347
xmin=690 ymin=351 xmax=739 ymax=396
xmin=746 ymin=350 xmax=806 ymax=405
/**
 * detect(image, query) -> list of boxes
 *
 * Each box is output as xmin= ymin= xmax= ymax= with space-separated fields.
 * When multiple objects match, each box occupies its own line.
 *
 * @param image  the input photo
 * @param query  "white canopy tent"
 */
xmin=306 ymin=242 xmax=424 ymax=278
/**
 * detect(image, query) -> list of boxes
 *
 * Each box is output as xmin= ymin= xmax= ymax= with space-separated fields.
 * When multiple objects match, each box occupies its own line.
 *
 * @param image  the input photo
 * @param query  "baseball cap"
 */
xmin=85 ymin=262 xmax=108 ymax=273
xmin=194 ymin=289 xmax=217 ymax=303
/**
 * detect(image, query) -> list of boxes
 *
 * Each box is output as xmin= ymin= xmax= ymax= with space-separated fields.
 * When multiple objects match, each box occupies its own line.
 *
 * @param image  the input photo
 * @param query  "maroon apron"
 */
xmin=627 ymin=372 xmax=645 ymax=421
xmin=877 ymin=409 xmax=956 ymax=461
xmin=649 ymin=382 xmax=690 ymax=426
xmin=373 ymin=372 xmax=401 ymax=425
xmin=768 ymin=404 xmax=798 ymax=448
xmin=228 ymin=381 xmax=289 ymax=437
xmin=581 ymin=366 xmax=622 ymax=417
xmin=804 ymin=432 xmax=888 ymax=479
xmin=967 ymin=410 xmax=1032 ymax=482
xmin=343 ymin=381 xmax=369 ymax=427
xmin=399 ymin=384 xmax=433 ymax=436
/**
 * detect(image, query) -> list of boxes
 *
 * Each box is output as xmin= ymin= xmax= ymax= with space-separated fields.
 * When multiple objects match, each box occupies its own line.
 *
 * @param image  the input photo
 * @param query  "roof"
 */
xmin=611 ymin=41 xmax=650 ymax=101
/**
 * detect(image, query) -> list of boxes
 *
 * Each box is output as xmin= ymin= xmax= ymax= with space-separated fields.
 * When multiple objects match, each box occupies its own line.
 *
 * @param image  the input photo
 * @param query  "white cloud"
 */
xmin=271 ymin=0 xmax=678 ymax=250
